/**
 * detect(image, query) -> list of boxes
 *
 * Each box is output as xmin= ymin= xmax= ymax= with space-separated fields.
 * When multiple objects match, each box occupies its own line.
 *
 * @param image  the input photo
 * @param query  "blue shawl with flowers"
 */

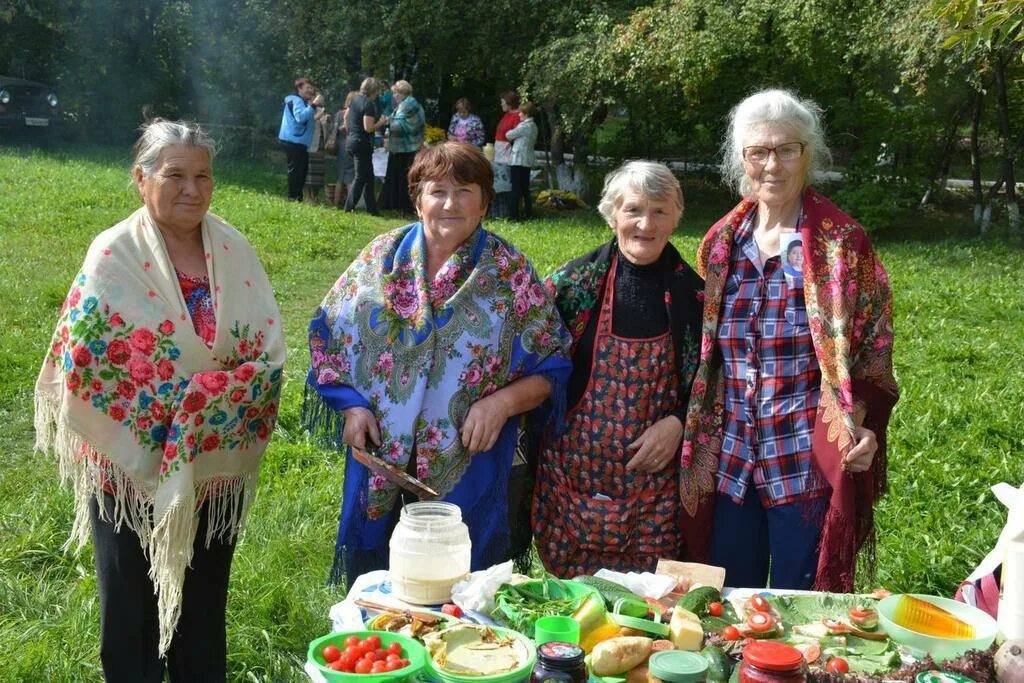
xmin=303 ymin=223 xmax=571 ymax=577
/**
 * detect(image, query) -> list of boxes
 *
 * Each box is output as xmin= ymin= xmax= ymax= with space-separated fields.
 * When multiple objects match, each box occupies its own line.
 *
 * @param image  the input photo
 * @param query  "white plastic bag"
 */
xmin=450 ymin=560 xmax=514 ymax=613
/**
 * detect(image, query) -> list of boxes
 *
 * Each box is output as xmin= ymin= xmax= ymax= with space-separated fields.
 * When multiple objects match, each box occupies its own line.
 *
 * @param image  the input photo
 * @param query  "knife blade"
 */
xmin=351 ymin=447 xmax=440 ymax=500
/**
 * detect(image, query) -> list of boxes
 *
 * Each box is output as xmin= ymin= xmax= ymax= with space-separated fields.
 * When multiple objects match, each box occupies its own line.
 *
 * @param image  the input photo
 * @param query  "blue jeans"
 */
xmin=709 ymin=485 xmax=826 ymax=589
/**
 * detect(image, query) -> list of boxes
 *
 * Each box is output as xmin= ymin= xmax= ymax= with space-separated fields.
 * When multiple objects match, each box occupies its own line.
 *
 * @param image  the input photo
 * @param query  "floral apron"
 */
xmin=534 ymin=255 xmax=682 ymax=577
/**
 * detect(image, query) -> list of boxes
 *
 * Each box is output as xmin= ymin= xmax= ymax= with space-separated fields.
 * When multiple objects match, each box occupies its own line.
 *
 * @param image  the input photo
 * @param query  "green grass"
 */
xmin=1 ymin=144 xmax=1022 ymax=681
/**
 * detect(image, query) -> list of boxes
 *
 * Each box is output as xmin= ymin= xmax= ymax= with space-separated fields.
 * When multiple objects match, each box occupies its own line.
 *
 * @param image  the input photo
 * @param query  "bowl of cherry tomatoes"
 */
xmin=308 ymin=630 xmax=427 ymax=682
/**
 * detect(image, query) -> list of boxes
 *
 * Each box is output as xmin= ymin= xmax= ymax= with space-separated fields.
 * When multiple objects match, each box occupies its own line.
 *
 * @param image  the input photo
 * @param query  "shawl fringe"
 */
xmin=301 ymin=382 xmax=346 ymax=454
xmin=35 ymin=392 xmax=256 ymax=655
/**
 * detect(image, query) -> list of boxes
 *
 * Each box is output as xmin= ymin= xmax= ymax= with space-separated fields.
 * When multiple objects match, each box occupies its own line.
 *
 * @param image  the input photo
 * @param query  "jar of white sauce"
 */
xmin=389 ymin=501 xmax=471 ymax=605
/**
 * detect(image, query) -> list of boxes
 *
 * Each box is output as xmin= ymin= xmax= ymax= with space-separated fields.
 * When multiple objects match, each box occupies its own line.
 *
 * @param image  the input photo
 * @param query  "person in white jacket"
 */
xmin=505 ymin=101 xmax=538 ymax=220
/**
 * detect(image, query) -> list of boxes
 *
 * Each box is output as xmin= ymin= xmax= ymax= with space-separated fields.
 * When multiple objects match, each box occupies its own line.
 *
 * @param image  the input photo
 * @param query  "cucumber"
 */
xmin=700 ymin=645 xmax=733 ymax=683
xmin=572 ymin=575 xmax=649 ymax=618
xmin=676 ymin=586 xmax=721 ymax=616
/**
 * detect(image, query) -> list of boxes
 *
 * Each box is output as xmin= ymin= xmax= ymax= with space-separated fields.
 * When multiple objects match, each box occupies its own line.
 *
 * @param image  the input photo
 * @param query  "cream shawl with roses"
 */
xmin=34 ymin=207 xmax=285 ymax=653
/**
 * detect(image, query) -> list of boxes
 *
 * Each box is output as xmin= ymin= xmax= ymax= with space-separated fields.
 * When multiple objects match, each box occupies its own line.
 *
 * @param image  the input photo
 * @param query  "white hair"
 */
xmin=597 ymin=160 xmax=684 ymax=227
xmin=720 ymin=89 xmax=832 ymax=197
xmin=131 ymin=119 xmax=216 ymax=179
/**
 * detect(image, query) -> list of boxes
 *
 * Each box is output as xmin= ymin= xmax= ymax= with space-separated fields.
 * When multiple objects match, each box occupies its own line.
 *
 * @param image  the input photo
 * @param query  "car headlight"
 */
xmin=0 ymin=90 xmax=10 ymax=105
xmin=47 ymin=93 xmax=59 ymax=108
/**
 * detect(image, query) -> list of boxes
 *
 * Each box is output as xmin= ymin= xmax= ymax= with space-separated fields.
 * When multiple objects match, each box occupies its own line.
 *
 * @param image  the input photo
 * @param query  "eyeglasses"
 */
xmin=742 ymin=142 xmax=806 ymax=164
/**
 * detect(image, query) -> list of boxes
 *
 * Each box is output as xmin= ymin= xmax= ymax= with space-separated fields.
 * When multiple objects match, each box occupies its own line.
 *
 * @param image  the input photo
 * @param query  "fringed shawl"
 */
xmin=34 ymin=207 xmax=285 ymax=653
xmin=682 ymin=188 xmax=898 ymax=590
xmin=304 ymin=223 xmax=572 ymax=578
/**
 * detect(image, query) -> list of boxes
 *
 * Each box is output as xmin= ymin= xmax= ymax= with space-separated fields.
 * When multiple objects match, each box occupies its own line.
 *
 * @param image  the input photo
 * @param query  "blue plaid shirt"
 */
xmin=715 ymin=212 xmax=828 ymax=506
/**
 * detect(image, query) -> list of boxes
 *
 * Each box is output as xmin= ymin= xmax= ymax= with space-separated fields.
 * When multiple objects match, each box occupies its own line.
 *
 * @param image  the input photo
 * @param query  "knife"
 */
xmin=351 ymin=446 xmax=440 ymax=500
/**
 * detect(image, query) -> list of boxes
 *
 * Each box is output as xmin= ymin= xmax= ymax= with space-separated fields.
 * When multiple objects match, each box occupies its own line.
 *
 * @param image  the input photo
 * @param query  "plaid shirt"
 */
xmin=715 ymin=212 xmax=828 ymax=506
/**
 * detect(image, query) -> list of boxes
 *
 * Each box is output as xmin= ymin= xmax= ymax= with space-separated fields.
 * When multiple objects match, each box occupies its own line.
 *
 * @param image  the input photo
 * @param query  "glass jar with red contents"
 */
xmin=739 ymin=641 xmax=807 ymax=683
xmin=531 ymin=642 xmax=587 ymax=683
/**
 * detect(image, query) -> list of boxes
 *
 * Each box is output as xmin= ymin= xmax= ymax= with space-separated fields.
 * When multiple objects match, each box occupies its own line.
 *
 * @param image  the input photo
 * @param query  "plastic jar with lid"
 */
xmin=739 ymin=641 xmax=807 ymax=683
xmin=388 ymin=501 xmax=471 ymax=604
xmin=647 ymin=650 xmax=709 ymax=683
xmin=531 ymin=642 xmax=587 ymax=683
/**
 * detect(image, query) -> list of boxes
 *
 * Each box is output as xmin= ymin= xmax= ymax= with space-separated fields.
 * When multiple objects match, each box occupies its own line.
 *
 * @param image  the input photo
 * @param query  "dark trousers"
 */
xmin=344 ymin=142 xmax=378 ymax=215
xmin=378 ymin=151 xmax=416 ymax=213
xmin=90 ymin=493 xmax=236 ymax=683
xmin=509 ymin=165 xmax=532 ymax=220
xmin=281 ymin=141 xmax=309 ymax=201
xmin=708 ymin=486 xmax=825 ymax=590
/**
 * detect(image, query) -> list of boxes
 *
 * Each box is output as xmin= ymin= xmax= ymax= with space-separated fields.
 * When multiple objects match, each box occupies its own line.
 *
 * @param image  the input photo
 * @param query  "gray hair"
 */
xmin=597 ymin=160 xmax=684 ymax=227
xmin=131 ymin=119 xmax=216 ymax=179
xmin=392 ymin=80 xmax=412 ymax=96
xmin=720 ymin=88 xmax=832 ymax=197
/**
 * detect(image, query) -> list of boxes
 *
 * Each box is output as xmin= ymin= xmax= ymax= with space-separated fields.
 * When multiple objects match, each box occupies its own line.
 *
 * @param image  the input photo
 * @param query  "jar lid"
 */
xmin=742 ymin=641 xmax=805 ymax=671
xmin=915 ymin=672 xmax=977 ymax=683
xmin=538 ymin=641 xmax=584 ymax=666
xmin=648 ymin=651 xmax=708 ymax=683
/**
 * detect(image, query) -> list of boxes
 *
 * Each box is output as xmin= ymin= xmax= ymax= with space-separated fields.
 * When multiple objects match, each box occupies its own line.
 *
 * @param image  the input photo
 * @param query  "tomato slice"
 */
xmin=747 ymin=594 xmax=772 ymax=613
xmin=848 ymin=605 xmax=879 ymax=630
xmin=794 ymin=642 xmax=821 ymax=664
xmin=746 ymin=611 xmax=776 ymax=633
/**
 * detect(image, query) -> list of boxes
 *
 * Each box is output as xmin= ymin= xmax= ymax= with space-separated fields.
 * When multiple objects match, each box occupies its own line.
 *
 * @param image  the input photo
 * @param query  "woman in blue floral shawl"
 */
xmin=304 ymin=142 xmax=572 ymax=586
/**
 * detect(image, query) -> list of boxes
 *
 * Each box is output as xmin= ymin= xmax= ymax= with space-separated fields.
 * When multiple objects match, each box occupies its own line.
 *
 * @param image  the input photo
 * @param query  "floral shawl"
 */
xmin=304 ymin=223 xmax=572 ymax=574
xmin=34 ymin=207 xmax=285 ymax=653
xmin=682 ymin=187 xmax=898 ymax=590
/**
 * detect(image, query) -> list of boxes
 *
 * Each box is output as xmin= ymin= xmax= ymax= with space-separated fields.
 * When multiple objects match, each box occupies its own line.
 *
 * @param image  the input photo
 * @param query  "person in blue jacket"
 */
xmin=278 ymin=77 xmax=324 ymax=201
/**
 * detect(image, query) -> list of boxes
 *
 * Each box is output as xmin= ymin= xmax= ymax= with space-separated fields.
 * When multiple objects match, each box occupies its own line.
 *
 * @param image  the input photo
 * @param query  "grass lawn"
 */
xmin=1 ymin=144 xmax=1022 ymax=681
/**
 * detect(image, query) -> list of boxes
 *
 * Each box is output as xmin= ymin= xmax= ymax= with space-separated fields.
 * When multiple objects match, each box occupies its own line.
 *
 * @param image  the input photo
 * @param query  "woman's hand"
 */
xmin=343 ymin=406 xmax=381 ymax=451
xmin=461 ymin=393 xmax=509 ymax=454
xmin=843 ymin=426 xmax=877 ymax=473
xmin=625 ymin=415 xmax=684 ymax=473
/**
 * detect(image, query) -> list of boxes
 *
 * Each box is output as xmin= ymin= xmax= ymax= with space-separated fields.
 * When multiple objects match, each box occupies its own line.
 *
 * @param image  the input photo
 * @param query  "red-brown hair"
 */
xmin=408 ymin=142 xmax=495 ymax=209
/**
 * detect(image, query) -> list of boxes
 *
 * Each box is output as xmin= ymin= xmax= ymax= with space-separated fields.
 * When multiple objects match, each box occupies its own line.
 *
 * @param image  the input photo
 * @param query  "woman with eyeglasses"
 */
xmin=679 ymin=89 xmax=898 ymax=591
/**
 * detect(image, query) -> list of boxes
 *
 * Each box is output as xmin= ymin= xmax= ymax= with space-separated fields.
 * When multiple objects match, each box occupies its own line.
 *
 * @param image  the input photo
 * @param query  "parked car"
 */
xmin=0 ymin=75 xmax=60 ymax=133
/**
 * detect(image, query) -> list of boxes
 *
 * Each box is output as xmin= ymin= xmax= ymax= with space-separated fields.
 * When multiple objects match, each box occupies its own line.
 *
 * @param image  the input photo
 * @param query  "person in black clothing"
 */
xmin=532 ymin=161 xmax=705 ymax=577
xmin=344 ymin=77 xmax=388 ymax=215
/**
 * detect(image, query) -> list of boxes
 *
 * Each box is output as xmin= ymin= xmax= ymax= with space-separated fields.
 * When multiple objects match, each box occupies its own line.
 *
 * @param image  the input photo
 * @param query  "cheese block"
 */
xmin=670 ymin=607 xmax=704 ymax=651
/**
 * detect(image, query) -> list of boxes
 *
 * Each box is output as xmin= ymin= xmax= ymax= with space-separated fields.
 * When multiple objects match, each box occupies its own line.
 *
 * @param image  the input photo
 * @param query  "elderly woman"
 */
xmin=304 ymin=142 xmax=572 ymax=586
xmin=680 ymin=89 xmax=898 ymax=591
xmin=344 ymin=77 xmax=388 ymax=215
xmin=378 ymin=79 xmax=425 ymax=213
xmin=446 ymin=97 xmax=485 ymax=147
xmin=533 ymin=161 xmax=704 ymax=577
xmin=34 ymin=120 xmax=285 ymax=680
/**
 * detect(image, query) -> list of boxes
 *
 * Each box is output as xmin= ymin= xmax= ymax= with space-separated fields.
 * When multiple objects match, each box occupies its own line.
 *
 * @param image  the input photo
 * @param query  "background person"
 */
xmin=490 ymin=90 xmax=521 ymax=218
xmin=304 ymin=142 xmax=572 ymax=587
xmin=446 ymin=97 xmax=485 ymax=148
xmin=505 ymin=101 xmax=538 ymax=221
xmin=304 ymin=93 xmax=333 ymax=204
xmin=681 ymin=88 xmax=898 ymax=591
xmin=344 ymin=77 xmax=388 ymax=216
xmin=332 ymin=91 xmax=358 ymax=209
xmin=278 ymin=77 xmax=323 ymax=201
xmin=34 ymin=119 xmax=285 ymax=681
xmin=378 ymin=80 xmax=425 ymax=214
xmin=533 ymin=161 xmax=704 ymax=577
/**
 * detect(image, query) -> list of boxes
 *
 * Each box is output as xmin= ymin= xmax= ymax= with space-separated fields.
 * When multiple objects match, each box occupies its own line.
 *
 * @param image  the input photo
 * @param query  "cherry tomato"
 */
xmin=354 ymin=659 xmax=373 ymax=674
xmin=322 ymin=645 xmax=342 ymax=663
xmin=365 ymin=635 xmax=382 ymax=650
xmin=386 ymin=653 xmax=402 ymax=663
xmin=386 ymin=641 xmax=403 ymax=656
xmin=385 ymin=660 xmax=404 ymax=672
xmin=746 ymin=611 xmax=776 ymax=633
xmin=399 ymin=659 xmax=410 ymax=667
xmin=371 ymin=661 xmax=388 ymax=673
xmin=748 ymin=594 xmax=772 ymax=613
xmin=362 ymin=651 xmax=379 ymax=663
xmin=441 ymin=603 xmax=463 ymax=618
xmin=344 ymin=635 xmax=361 ymax=649
xmin=826 ymin=658 xmax=849 ymax=674
xmin=708 ymin=601 xmax=723 ymax=617
xmin=327 ymin=660 xmax=346 ymax=671
xmin=721 ymin=625 xmax=741 ymax=641
xmin=376 ymin=648 xmax=387 ymax=659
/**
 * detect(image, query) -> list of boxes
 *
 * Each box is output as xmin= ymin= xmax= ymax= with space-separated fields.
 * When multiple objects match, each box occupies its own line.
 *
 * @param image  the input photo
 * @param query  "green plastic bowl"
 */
xmin=877 ymin=594 xmax=997 ymax=662
xmin=307 ymin=630 xmax=427 ymax=683
xmin=425 ymin=625 xmax=537 ymax=683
